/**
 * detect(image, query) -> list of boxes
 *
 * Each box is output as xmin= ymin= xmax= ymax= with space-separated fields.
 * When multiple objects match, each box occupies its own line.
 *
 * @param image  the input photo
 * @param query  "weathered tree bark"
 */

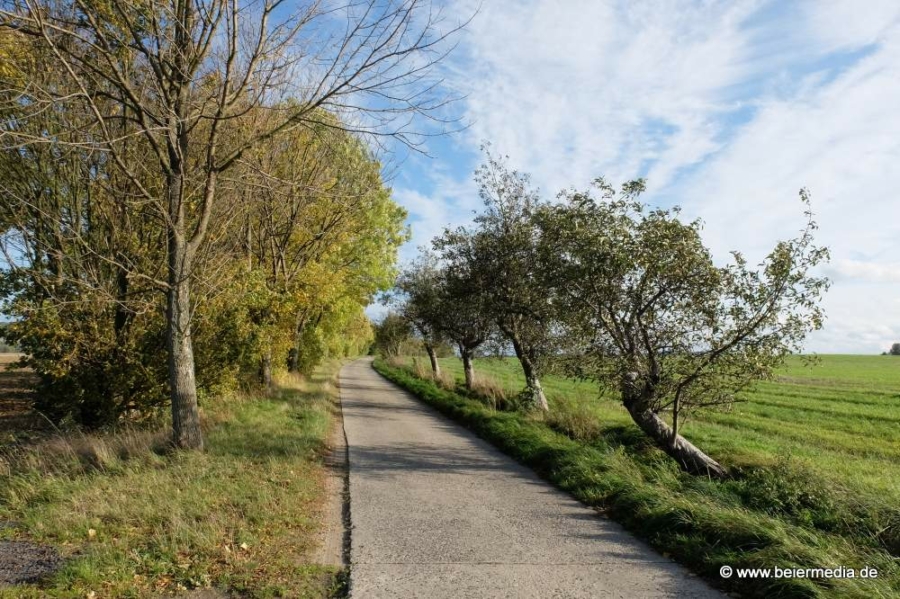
xmin=425 ymin=343 xmax=441 ymax=377
xmin=621 ymin=372 xmax=726 ymax=478
xmin=523 ymin=374 xmax=548 ymax=411
xmin=508 ymin=334 xmax=549 ymax=411
xmin=461 ymin=347 xmax=475 ymax=390
xmin=165 ymin=156 xmax=204 ymax=450
xmin=166 ymin=238 xmax=203 ymax=450
xmin=260 ymin=349 xmax=273 ymax=392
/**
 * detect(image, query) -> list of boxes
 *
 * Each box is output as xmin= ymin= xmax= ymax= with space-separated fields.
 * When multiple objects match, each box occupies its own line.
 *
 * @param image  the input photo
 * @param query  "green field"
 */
xmin=425 ymin=355 xmax=900 ymax=502
xmin=386 ymin=354 xmax=900 ymax=598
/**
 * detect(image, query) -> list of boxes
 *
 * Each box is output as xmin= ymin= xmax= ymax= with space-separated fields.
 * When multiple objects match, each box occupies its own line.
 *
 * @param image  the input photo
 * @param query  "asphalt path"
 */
xmin=341 ymin=358 xmax=724 ymax=598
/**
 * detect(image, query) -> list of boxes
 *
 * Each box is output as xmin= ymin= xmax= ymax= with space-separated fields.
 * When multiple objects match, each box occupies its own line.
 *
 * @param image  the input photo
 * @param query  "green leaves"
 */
xmin=539 ymin=182 xmax=830 ymax=423
xmin=402 ymin=157 xmax=830 ymax=473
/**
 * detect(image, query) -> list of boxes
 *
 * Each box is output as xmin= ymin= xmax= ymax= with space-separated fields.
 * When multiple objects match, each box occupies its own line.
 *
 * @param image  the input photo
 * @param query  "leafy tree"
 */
xmin=374 ymin=312 xmax=412 ymax=358
xmin=433 ymin=251 xmax=496 ymax=391
xmin=437 ymin=150 xmax=555 ymax=409
xmin=890 ymin=343 xmax=900 ymax=356
xmin=232 ymin=118 xmax=406 ymax=389
xmin=395 ymin=254 xmax=448 ymax=376
xmin=0 ymin=52 xmax=170 ymax=425
xmin=1 ymin=0 xmax=458 ymax=447
xmin=536 ymin=181 xmax=830 ymax=477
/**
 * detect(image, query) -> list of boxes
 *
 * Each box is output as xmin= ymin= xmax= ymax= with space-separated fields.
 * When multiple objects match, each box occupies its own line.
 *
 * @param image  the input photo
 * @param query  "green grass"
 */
xmin=0 ymin=363 xmax=347 ymax=598
xmin=378 ymin=355 xmax=900 ymax=599
xmin=425 ymin=355 xmax=900 ymax=502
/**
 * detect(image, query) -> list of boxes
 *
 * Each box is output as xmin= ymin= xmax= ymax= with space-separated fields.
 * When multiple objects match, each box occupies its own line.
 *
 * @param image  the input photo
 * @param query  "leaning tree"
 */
xmin=456 ymin=150 xmax=558 ymax=410
xmin=536 ymin=180 xmax=830 ymax=477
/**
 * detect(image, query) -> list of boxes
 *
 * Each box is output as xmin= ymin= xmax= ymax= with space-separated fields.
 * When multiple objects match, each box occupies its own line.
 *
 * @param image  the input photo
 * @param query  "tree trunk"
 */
xmin=523 ymin=373 xmax=548 ymax=411
xmin=461 ymin=347 xmax=475 ymax=390
xmin=166 ymin=243 xmax=203 ymax=450
xmin=260 ymin=349 xmax=273 ymax=392
xmin=165 ymin=161 xmax=203 ymax=450
xmin=425 ymin=343 xmax=441 ymax=377
xmin=509 ymin=335 xmax=549 ymax=411
xmin=621 ymin=372 xmax=725 ymax=478
xmin=113 ymin=263 xmax=133 ymax=343
xmin=288 ymin=311 xmax=306 ymax=372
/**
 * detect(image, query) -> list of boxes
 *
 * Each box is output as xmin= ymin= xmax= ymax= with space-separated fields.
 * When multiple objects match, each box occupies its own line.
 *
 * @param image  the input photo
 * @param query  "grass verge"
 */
xmin=374 ymin=358 xmax=899 ymax=599
xmin=0 ymin=361 xmax=347 ymax=598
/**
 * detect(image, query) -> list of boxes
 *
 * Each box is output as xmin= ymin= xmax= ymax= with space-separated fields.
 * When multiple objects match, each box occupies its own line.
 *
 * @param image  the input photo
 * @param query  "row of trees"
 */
xmin=393 ymin=149 xmax=830 ymax=478
xmin=0 ymin=0 xmax=459 ymax=448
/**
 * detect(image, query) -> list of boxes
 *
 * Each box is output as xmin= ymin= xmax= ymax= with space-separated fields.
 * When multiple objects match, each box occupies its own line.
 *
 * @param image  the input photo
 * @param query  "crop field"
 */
xmin=419 ymin=355 xmax=900 ymax=504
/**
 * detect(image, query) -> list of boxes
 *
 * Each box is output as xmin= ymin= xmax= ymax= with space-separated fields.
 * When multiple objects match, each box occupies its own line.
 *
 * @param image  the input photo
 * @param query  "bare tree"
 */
xmin=1 ymin=0 xmax=464 ymax=448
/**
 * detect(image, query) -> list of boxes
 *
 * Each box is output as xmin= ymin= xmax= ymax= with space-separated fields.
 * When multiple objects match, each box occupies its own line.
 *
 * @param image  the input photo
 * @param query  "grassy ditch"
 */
xmin=0 ymin=362 xmax=347 ymax=598
xmin=374 ymin=357 xmax=899 ymax=599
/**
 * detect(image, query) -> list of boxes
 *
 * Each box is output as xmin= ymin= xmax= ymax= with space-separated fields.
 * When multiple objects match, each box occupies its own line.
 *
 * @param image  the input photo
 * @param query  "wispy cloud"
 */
xmin=388 ymin=0 xmax=900 ymax=353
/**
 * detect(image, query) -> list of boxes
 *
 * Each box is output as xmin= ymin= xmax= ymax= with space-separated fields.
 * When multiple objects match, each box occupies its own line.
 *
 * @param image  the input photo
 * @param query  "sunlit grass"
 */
xmin=421 ymin=355 xmax=900 ymax=503
xmin=0 ymin=362 xmax=346 ymax=598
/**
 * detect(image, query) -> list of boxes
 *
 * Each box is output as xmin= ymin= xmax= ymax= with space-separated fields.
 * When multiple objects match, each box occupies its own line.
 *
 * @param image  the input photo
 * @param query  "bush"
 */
xmin=7 ymin=301 xmax=169 ymax=428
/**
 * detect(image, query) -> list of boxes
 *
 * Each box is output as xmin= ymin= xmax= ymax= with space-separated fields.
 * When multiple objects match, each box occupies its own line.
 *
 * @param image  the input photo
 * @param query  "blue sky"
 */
xmin=377 ymin=0 xmax=900 ymax=354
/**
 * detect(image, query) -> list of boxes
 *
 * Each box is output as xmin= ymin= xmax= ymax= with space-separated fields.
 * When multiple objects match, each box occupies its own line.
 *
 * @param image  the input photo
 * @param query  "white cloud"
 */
xmin=390 ymin=0 xmax=900 ymax=353
xmin=450 ymin=0 xmax=761 ymax=192
xmin=802 ymin=0 xmax=900 ymax=51
xmin=827 ymin=260 xmax=900 ymax=284
xmin=677 ymin=18 xmax=900 ymax=352
xmin=391 ymin=166 xmax=481 ymax=263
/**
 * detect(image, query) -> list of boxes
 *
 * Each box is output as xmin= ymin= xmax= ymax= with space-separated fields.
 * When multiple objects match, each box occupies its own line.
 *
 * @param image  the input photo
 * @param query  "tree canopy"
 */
xmin=1 ymin=0 xmax=455 ymax=445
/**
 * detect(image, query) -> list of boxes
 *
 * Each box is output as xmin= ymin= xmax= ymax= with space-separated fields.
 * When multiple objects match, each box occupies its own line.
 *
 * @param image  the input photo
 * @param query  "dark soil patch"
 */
xmin=0 ymin=540 xmax=64 ymax=586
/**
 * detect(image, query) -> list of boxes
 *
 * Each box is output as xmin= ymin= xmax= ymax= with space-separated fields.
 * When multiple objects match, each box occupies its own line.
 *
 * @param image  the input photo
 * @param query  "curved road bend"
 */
xmin=340 ymin=358 xmax=723 ymax=599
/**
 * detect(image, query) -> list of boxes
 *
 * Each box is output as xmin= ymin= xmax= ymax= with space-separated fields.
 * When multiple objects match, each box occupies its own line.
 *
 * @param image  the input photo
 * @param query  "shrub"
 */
xmin=545 ymin=397 xmax=604 ymax=442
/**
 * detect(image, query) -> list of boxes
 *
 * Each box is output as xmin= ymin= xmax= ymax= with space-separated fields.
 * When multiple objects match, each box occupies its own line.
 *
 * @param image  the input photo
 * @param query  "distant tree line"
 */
xmin=0 ymin=0 xmax=460 ymax=448
xmin=390 ymin=148 xmax=830 ymax=478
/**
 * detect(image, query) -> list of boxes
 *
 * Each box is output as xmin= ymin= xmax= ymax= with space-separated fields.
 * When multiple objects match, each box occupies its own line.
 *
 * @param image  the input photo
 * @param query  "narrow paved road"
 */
xmin=341 ymin=358 xmax=723 ymax=598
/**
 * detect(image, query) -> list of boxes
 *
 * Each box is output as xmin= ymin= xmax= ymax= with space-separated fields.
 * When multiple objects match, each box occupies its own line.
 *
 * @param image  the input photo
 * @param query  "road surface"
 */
xmin=340 ymin=358 xmax=723 ymax=598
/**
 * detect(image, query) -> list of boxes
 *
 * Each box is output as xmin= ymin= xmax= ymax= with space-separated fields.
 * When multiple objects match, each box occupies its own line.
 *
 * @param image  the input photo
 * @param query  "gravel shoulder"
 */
xmin=341 ymin=358 xmax=724 ymax=599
